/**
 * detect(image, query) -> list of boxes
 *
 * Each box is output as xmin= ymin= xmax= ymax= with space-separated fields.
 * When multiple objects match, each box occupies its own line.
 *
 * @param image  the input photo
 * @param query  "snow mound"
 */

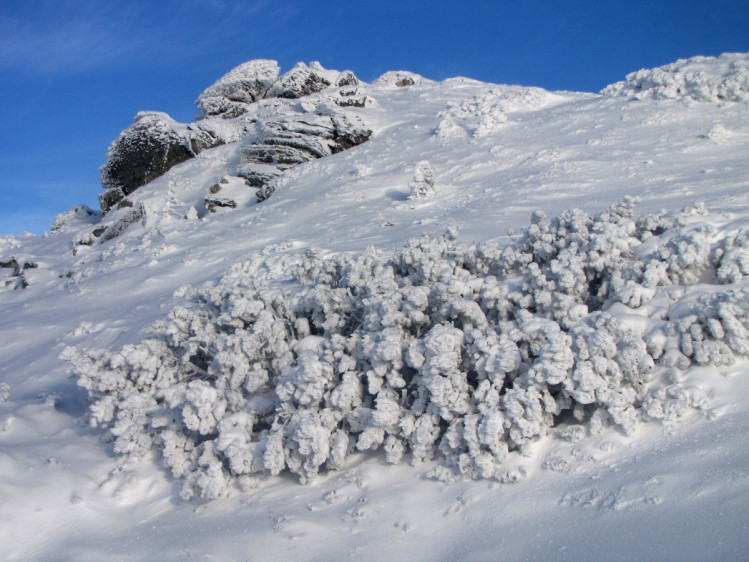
xmin=601 ymin=52 xmax=749 ymax=102
xmin=64 ymin=199 xmax=749 ymax=499
xmin=196 ymin=59 xmax=281 ymax=119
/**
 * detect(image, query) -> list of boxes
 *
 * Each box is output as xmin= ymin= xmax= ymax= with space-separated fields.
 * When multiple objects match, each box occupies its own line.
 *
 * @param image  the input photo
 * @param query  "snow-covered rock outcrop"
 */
xmin=99 ymin=112 xmax=223 ymax=212
xmin=98 ymin=61 xmax=370 ymax=216
xmin=0 ymin=256 xmax=37 ymax=290
xmin=239 ymin=107 xmax=372 ymax=199
xmin=266 ymin=61 xmax=359 ymax=99
xmin=196 ymin=59 xmax=281 ymax=119
xmin=601 ymin=52 xmax=749 ymax=102
xmin=50 ymin=205 xmax=103 ymax=233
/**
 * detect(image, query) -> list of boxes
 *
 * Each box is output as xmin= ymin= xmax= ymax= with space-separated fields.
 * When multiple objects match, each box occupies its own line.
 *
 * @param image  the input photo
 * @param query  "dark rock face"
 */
xmin=336 ymin=88 xmax=367 ymax=107
xmin=266 ymin=62 xmax=331 ymax=99
xmin=99 ymin=112 xmax=222 ymax=212
xmin=336 ymin=70 xmax=359 ymax=87
xmin=97 ymin=203 xmax=146 ymax=241
xmin=242 ymin=170 xmax=280 ymax=188
xmin=205 ymin=198 xmax=238 ymax=213
xmin=203 ymin=176 xmax=245 ymax=213
xmin=255 ymin=183 xmax=275 ymax=203
xmin=330 ymin=115 xmax=373 ymax=152
xmin=99 ymin=189 xmax=126 ymax=214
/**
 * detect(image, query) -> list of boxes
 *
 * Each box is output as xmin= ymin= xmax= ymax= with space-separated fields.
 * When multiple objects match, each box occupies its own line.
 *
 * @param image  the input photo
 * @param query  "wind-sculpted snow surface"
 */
xmin=601 ymin=52 xmax=749 ymax=102
xmin=63 ymin=199 xmax=749 ymax=499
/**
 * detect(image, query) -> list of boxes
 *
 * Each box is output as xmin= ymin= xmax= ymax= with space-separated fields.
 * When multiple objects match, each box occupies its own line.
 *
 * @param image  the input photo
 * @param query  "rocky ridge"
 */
xmin=90 ymin=60 xmax=387 ymax=247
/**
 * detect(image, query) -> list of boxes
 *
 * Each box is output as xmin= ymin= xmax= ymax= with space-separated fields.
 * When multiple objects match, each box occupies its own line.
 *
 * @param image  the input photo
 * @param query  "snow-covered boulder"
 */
xmin=266 ymin=62 xmax=359 ymax=99
xmin=50 ymin=205 xmax=103 ymax=233
xmin=204 ymin=176 xmax=257 ymax=214
xmin=99 ymin=112 xmax=223 ymax=212
xmin=373 ymin=70 xmax=433 ymax=88
xmin=72 ymin=200 xmax=146 ymax=248
xmin=0 ymin=257 xmax=37 ymax=290
xmin=196 ymin=59 xmax=281 ymax=119
xmin=601 ymin=52 xmax=749 ymax=102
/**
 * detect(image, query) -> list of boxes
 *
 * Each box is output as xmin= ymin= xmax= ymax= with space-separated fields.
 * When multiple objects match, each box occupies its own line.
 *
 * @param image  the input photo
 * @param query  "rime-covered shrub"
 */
xmin=409 ymin=161 xmax=435 ymax=199
xmin=713 ymin=229 xmax=749 ymax=284
xmin=63 ymin=199 xmax=749 ymax=498
xmin=601 ymin=52 xmax=749 ymax=102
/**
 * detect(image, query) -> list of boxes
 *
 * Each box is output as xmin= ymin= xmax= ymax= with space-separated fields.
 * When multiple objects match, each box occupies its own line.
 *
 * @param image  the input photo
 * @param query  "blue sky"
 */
xmin=1 ymin=0 xmax=747 ymax=236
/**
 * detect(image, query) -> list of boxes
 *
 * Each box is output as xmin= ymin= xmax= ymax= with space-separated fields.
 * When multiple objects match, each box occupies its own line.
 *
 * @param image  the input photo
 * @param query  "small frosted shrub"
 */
xmin=409 ymin=161 xmax=435 ymax=199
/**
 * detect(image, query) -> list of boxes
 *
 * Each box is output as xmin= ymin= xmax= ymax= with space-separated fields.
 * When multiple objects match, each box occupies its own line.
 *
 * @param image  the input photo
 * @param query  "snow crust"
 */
xmin=2 ymin=53 xmax=749 ymax=560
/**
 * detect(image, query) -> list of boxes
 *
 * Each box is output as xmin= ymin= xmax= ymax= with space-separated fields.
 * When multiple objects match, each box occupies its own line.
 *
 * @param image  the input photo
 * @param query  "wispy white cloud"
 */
xmin=0 ymin=0 xmax=276 ymax=75
xmin=0 ymin=2 xmax=140 ymax=73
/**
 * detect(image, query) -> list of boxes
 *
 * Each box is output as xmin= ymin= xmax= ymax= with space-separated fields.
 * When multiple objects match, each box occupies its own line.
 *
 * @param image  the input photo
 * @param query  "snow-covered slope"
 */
xmin=1 ymin=54 xmax=749 ymax=560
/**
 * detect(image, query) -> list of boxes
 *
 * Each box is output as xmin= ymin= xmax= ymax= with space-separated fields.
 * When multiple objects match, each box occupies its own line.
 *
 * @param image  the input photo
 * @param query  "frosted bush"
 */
xmin=713 ymin=229 xmax=749 ymax=283
xmin=64 ymin=199 xmax=749 ymax=497
xmin=409 ymin=161 xmax=435 ymax=199
xmin=601 ymin=53 xmax=749 ymax=103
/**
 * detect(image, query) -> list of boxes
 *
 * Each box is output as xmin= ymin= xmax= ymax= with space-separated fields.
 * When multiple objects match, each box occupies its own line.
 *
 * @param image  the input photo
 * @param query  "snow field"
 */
xmin=1 ymin=53 xmax=749 ymax=559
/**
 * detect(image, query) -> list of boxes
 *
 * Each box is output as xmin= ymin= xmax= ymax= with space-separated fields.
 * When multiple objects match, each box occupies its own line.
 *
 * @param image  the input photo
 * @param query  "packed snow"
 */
xmin=1 ymin=54 xmax=749 ymax=560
